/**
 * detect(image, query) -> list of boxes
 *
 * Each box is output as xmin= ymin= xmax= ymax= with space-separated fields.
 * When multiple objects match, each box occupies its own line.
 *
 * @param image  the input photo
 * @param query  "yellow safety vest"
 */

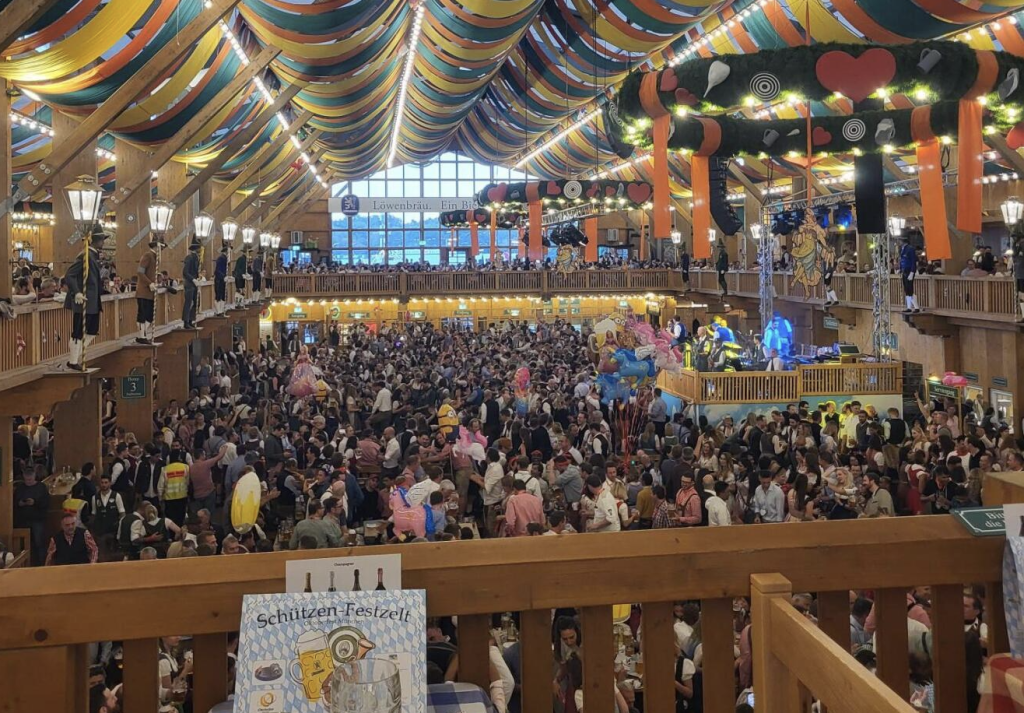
xmin=163 ymin=462 xmax=188 ymax=501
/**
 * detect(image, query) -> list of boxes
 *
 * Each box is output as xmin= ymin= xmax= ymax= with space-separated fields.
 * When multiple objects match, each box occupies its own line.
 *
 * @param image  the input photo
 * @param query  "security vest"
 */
xmin=162 ymin=461 xmax=189 ymax=501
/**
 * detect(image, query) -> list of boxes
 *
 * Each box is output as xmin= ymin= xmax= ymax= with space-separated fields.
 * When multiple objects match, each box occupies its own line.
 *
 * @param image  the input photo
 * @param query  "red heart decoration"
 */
xmin=586 ymin=184 xmax=601 ymax=198
xmin=674 ymin=88 xmax=699 ymax=107
xmin=473 ymin=211 xmax=488 ymax=223
xmin=660 ymin=71 xmax=678 ymax=92
xmin=605 ymin=186 xmax=617 ymax=197
xmin=812 ymin=126 xmax=832 ymax=146
xmin=626 ymin=183 xmax=652 ymax=204
xmin=1008 ymin=122 xmax=1024 ymax=150
xmin=815 ymin=48 xmax=896 ymax=104
xmin=487 ymin=183 xmax=507 ymax=203
xmin=546 ymin=181 xmax=561 ymax=195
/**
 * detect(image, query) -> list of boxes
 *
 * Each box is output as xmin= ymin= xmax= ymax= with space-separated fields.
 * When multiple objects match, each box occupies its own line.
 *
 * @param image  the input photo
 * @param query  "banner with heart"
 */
xmin=812 ymin=126 xmax=832 ymax=146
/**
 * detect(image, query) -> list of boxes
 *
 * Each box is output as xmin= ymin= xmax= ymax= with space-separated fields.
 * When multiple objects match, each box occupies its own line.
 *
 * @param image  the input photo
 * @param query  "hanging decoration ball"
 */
xmin=704 ymin=60 xmax=731 ymax=98
xmin=749 ymin=72 xmax=781 ymax=102
xmin=842 ymin=118 xmax=867 ymax=142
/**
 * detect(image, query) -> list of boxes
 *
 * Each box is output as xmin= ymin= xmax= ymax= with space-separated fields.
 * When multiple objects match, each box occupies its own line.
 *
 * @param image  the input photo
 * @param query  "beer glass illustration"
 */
xmin=326 ymin=658 xmax=402 ymax=713
xmin=290 ymin=630 xmax=336 ymax=700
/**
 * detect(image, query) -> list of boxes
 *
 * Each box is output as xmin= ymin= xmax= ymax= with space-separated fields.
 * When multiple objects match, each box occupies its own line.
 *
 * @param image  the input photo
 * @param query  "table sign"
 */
xmin=286 ymin=554 xmax=402 ymax=594
xmin=953 ymin=506 xmax=1005 ymax=537
xmin=235 ymin=591 xmax=426 ymax=713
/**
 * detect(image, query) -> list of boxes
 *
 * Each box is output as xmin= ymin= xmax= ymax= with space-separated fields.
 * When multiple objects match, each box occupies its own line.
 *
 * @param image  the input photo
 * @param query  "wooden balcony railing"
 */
xmin=0 ymin=518 xmax=1004 ymax=713
xmin=658 ymin=362 xmax=903 ymax=404
xmin=271 ymin=269 xmax=681 ymax=298
xmin=0 ymin=280 xmax=250 ymax=390
xmin=691 ymin=269 xmax=1019 ymax=322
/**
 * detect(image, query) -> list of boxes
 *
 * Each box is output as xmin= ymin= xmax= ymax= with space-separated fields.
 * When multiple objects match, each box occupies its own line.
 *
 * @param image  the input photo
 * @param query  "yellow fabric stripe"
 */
xmin=0 ymin=0 xmax=149 ymax=82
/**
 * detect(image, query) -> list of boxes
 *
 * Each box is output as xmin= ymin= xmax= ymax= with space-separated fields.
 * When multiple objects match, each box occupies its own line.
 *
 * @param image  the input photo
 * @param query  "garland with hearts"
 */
xmin=440 ymin=209 xmax=522 ymax=228
xmin=476 ymin=179 xmax=655 ymax=210
xmin=616 ymin=40 xmax=1024 ymax=147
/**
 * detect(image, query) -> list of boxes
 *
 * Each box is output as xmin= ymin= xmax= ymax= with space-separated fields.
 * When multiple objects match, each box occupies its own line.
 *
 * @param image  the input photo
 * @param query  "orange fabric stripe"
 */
xmin=691 ymin=156 xmax=712 ymax=260
xmin=993 ymin=24 xmax=1024 ymax=58
xmin=957 ymin=99 xmax=984 ymax=234
xmin=910 ymin=106 xmax=935 ymax=143
xmin=528 ymin=200 xmax=542 ymax=260
xmin=518 ymin=226 xmax=525 ymax=258
xmin=639 ymin=210 xmax=647 ymax=261
xmin=470 ymin=222 xmax=479 ymax=257
xmin=489 ymin=211 xmax=497 ymax=257
xmin=916 ymin=141 xmax=952 ymax=260
xmin=966 ymin=50 xmax=998 ymax=99
xmin=639 ymin=72 xmax=670 ymax=119
xmin=695 ymin=118 xmax=722 ymax=156
xmin=653 ymin=115 xmax=671 ymax=241
xmin=585 ymin=218 xmax=598 ymax=262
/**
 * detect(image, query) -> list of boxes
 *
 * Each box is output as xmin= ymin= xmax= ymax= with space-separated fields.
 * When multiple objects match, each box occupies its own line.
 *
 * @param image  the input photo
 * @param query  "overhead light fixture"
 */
xmin=1001 ymin=197 xmax=1023 ymax=226
xmin=386 ymin=3 xmax=426 ymax=168
xmin=888 ymin=215 xmax=906 ymax=236
xmin=514 ymin=109 xmax=602 ymax=169
xmin=148 ymin=199 xmax=175 ymax=237
xmin=194 ymin=211 xmax=215 ymax=240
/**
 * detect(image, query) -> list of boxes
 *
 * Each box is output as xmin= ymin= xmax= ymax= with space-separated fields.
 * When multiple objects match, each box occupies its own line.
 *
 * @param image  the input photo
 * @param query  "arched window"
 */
xmin=331 ymin=153 xmax=534 ymax=266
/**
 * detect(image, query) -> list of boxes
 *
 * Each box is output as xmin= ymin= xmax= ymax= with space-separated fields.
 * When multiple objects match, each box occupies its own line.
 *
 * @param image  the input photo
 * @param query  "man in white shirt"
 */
xmin=765 ymin=348 xmax=786 ymax=372
xmin=752 ymin=471 xmax=785 ymax=523
xmin=585 ymin=474 xmax=621 ymax=533
xmin=369 ymin=381 xmax=393 ymax=433
xmin=381 ymin=427 xmax=401 ymax=477
xmin=706 ymin=480 xmax=732 ymax=527
xmin=472 ymin=449 xmax=506 ymax=537
xmin=511 ymin=455 xmax=543 ymax=500
xmin=406 ymin=468 xmax=442 ymax=507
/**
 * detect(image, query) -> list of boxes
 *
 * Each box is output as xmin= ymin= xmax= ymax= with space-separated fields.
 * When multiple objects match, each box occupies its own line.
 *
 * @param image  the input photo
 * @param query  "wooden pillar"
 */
xmin=52 ymin=112 xmax=97 ymax=276
xmin=114 ymin=139 xmax=151 ymax=282
xmin=52 ymin=381 xmax=102 ymax=474
xmin=0 ymin=645 xmax=89 ymax=713
xmin=117 ymin=356 xmax=155 ymax=443
xmin=0 ymin=416 xmax=12 ymax=547
xmin=742 ymin=192 xmax=760 ymax=268
xmin=199 ymin=179 xmax=217 ymax=276
xmin=751 ymin=574 xmax=801 ymax=712
xmin=0 ymin=79 xmax=11 ymax=299
xmin=156 ymin=341 xmax=192 ymax=407
xmin=245 ymin=309 xmax=260 ymax=349
xmin=158 ymin=161 xmax=189 ymax=267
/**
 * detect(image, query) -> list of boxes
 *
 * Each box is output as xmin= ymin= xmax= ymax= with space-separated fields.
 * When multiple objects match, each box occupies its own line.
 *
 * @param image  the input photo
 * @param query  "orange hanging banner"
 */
xmin=653 ymin=115 xmax=671 ymax=241
xmin=517 ymin=225 xmax=525 ymax=258
xmin=584 ymin=218 xmax=598 ymax=262
xmin=690 ymin=155 xmax=712 ymax=259
xmin=470 ymin=222 xmax=479 ymax=257
xmin=528 ymin=199 xmax=542 ymax=260
xmin=639 ymin=210 xmax=647 ymax=261
xmin=916 ymin=140 xmax=952 ymax=260
xmin=956 ymin=99 xmax=983 ymax=234
xmin=489 ymin=210 xmax=497 ymax=257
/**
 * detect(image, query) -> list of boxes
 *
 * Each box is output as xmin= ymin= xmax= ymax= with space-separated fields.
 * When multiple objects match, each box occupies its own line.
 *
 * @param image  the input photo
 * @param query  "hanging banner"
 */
xmin=916 ymin=140 xmax=952 ymax=260
xmin=956 ymin=99 xmax=983 ymax=234
xmin=652 ymin=115 xmax=671 ymax=241
xmin=236 ymin=591 xmax=426 ymax=713
xmin=691 ymin=156 xmax=712 ymax=259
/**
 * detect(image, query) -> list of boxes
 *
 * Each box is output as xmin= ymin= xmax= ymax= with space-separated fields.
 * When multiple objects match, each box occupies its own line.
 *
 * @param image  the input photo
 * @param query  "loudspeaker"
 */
xmin=709 ymin=157 xmax=743 ymax=235
xmin=853 ymin=98 xmax=886 ymax=234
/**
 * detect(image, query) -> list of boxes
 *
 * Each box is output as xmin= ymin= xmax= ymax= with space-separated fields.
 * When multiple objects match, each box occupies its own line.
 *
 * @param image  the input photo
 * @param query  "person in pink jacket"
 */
xmin=389 ymin=474 xmax=426 ymax=538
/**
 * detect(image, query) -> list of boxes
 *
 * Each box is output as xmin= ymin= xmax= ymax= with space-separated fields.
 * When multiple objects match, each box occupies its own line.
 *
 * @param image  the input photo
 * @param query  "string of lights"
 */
xmin=386 ymin=3 xmax=426 ymax=168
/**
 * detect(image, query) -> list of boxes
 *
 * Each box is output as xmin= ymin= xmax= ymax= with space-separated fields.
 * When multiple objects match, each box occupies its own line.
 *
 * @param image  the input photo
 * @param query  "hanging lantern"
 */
xmin=270 ymin=233 xmax=281 ymax=250
xmin=221 ymin=219 xmax=238 ymax=244
xmin=64 ymin=176 xmax=104 ymax=233
xmin=670 ymin=230 xmax=682 ymax=245
xmin=241 ymin=225 xmax=256 ymax=245
xmin=148 ymin=199 xmax=175 ymax=236
xmin=888 ymin=215 xmax=906 ymax=237
xmin=750 ymin=223 xmax=763 ymax=241
xmin=259 ymin=230 xmax=272 ymax=248
xmin=1001 ymin=198 xmax=1024 ymax=227
xmin=194 ymin=211 xmax=215 ymax=240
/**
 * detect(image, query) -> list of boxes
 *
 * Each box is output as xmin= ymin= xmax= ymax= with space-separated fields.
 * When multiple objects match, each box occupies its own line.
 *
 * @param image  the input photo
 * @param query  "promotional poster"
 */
xmin=235 ymin=591 xmax=426 ymax=713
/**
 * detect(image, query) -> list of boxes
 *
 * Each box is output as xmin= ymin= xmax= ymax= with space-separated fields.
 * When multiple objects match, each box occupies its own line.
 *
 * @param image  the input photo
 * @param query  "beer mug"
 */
xmin=325 ymin=658 xmax=402 ymax=713
xmin=290 ymin=630 xmax=336 ymax=701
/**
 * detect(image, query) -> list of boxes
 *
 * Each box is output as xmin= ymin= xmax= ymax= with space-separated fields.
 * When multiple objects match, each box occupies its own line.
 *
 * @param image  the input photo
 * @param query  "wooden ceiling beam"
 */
xmin=230 ymin=143 xmax=326 ymax=222
xmin=0 ymin=0 xmax=64 ymax=54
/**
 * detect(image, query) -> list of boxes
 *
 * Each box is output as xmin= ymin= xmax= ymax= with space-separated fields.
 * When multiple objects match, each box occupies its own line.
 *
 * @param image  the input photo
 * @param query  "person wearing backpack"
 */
xmin=674 ymin=473 xmax=704 ymax=526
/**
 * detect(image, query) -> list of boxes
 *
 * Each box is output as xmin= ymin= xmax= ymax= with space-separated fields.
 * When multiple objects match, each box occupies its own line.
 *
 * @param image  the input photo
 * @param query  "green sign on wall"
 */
xmin=952 ymin=507 xmax=1005 ymax=537
xmin=928 ymin=381 xmax=960 ymax=400
xmin=822 ymin=315 xmax=840 ymax=330
xmin=120 ymin=375 xmax=147 ymax=400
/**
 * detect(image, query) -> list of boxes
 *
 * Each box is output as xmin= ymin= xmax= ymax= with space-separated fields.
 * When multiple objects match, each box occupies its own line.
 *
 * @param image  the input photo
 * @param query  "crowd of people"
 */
xmin=276 ymin=253 xmax=675 ymax=274
xmin=8 ymin=316 xmax=1011 ymax=713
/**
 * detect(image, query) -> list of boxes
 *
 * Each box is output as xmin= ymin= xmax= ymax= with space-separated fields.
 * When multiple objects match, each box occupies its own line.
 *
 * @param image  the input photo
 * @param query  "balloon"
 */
xmin=231 ymin=471 xmax=262 ymax=534
xmin=515 ymin=366 xmax=531 ymax=391
xmin=437 ymin=403 xmax=459 ymax=436
xmin=941 ymin=372 xmax=968 ymax=387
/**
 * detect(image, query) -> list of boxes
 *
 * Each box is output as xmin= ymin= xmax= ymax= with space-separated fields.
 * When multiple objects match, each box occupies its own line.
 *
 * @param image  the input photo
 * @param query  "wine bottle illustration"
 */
xmin=352 ymin=568 xmax=362 ymax=591
xmin=375 ymin=567 xmax=386 ymax=591
xmin=327 ymin=571 xmax=337 ymax=592
xmin=303 ymin=572 xmax=312 ymax=593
